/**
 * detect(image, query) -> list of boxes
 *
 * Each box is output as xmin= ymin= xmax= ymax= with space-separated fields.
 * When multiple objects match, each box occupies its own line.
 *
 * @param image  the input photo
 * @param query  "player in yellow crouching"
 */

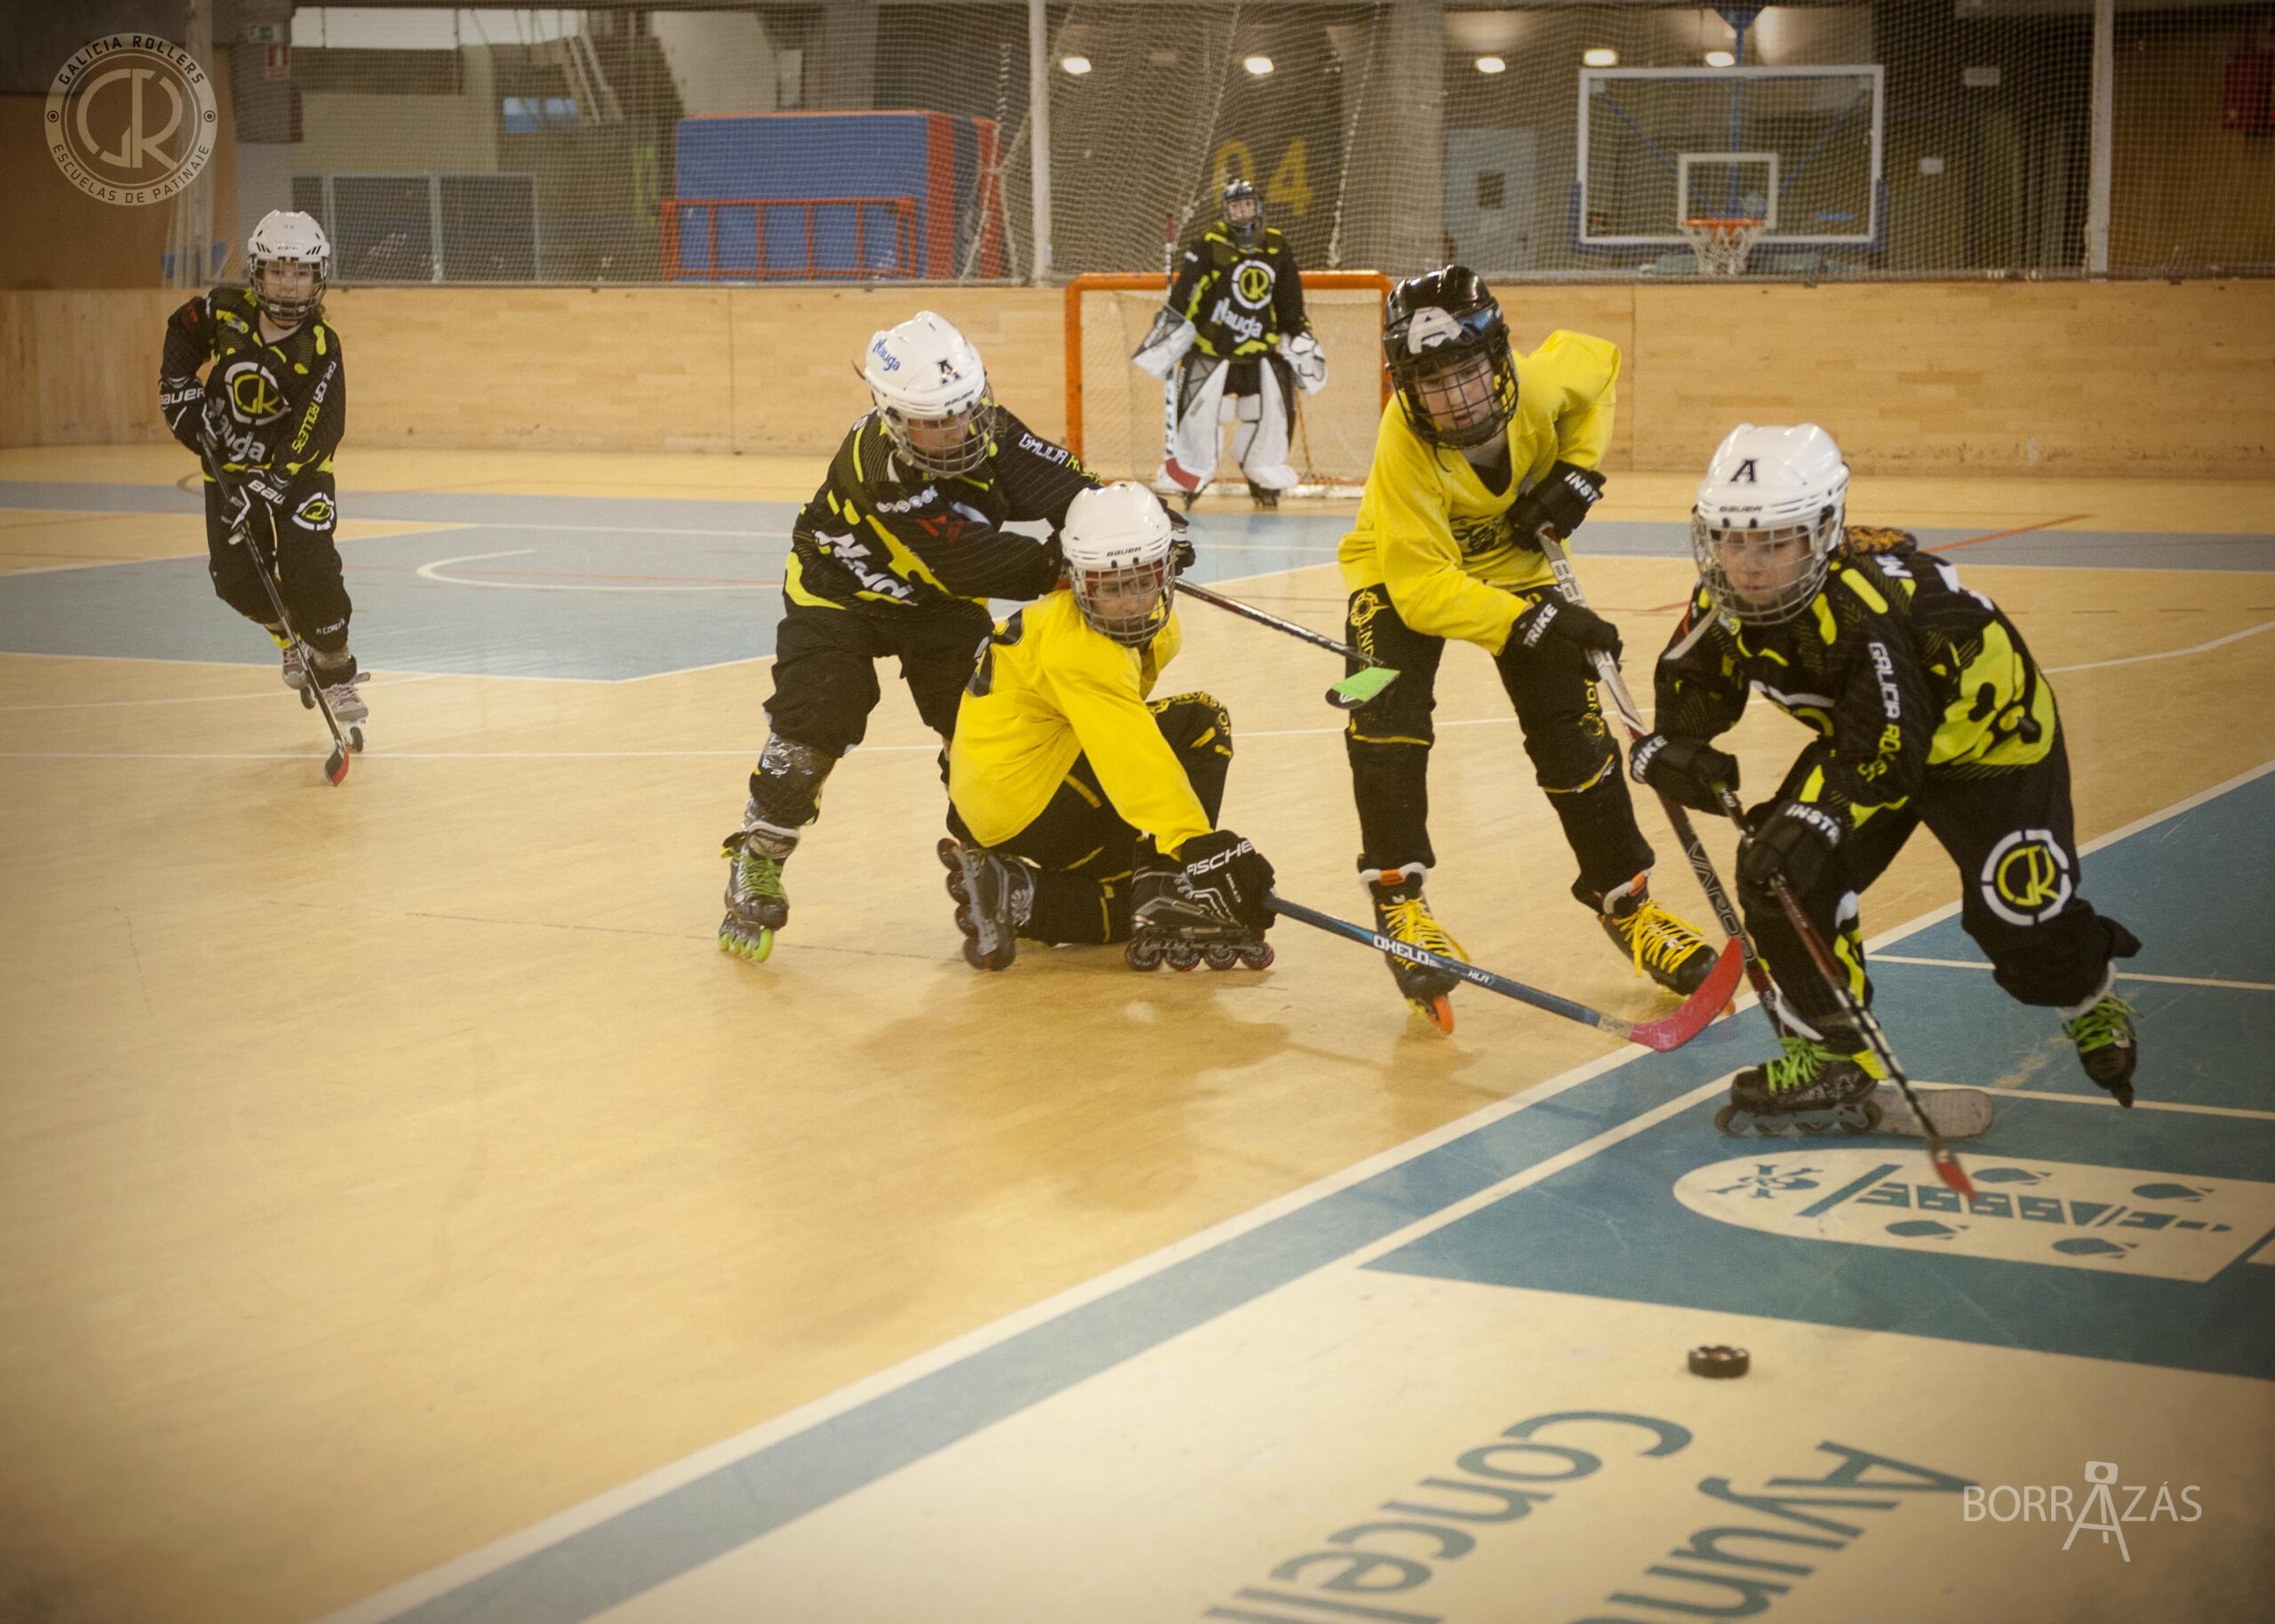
xmin=940 ymin=482 xmax=1278 ymax=971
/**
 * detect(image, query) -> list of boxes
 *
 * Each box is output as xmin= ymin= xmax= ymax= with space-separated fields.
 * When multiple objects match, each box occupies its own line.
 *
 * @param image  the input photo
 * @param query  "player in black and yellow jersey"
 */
xmin=1338 ymin=266 xmax=1715 ymax=1031
xmin=1132 ymin=179 xmax=1324 ymax=508
xmin=718 ymin=311 xmax=1098 ymax=962
xmin=940 ymin=482 xmax=1276 ymax=972
xmin=1630 ymin=423 xmax=2141 ymax=1129
xmin=159 ymin=211 xmax=362 ymax=726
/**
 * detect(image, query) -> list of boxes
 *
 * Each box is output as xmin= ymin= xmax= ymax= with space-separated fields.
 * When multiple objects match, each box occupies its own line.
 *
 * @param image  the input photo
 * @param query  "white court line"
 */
xmin=1875 ymin=953 xmax=2275 ymax=994
xmin=2046 ymin=617 xmax=2275 ymax=673
xmin=1997 ymin=1090 xmax=2275 ymax=1122
xmin=413 ymin=547 xmax=778 ymax=594
xmin=0 ymin=673 xmax=446 ymax=712
xmin=321 ymin=757 xmax=2275 ymax=1624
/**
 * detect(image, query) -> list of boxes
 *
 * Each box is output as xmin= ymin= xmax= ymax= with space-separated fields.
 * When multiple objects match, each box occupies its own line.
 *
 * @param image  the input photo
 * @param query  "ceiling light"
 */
xmin=1583 ymin=47 xmax=1617 ymax=68
xmin=1242 ymin=55 xmax=1274 ymax=77
xmin=1475 ymin=56 xmax=1506 ymax=76
xmin=1060 ymin=55 xmax=1092 ymax=76
xmin=1704 ymin=50 xmax=1736 ymax=68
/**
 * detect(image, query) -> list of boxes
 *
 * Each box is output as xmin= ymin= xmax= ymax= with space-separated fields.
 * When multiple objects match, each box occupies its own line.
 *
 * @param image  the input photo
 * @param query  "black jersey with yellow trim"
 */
xmin=1165 ymin=224 xmax=1308 ymax=360
xmin=160 ymin=286 xmax=346 ymax=478
xmin=786 ymin=407 xmax=1098 ymax=613
xmin=1654 ymin=536 xmax=2058 ymax=832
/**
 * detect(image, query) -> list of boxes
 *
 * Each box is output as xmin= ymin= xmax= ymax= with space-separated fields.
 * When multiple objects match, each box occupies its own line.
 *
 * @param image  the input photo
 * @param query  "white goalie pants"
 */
xmin=1159 ymin=354 xmax=1297 ymax=497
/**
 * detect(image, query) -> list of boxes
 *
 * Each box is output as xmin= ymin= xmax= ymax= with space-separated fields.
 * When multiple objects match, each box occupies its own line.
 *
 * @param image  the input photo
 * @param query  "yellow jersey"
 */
xmin=1337 ymin=329 xmax=1620 ymax=652
xmin=948 ymin=591 xmax=1212 ymax=853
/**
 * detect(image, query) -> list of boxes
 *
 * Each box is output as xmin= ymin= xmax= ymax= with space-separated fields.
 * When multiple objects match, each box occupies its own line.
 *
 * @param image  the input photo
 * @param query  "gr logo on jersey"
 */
xmin=291 ymin=491 xmax=335 ymax=530
xmin=1232 ymin=260 xmax=1273 ymax=307
xmin=1981 ymin=827 xmax=2072 ymax=925
xmin=222 ymin=359 xmax=288 ymax=422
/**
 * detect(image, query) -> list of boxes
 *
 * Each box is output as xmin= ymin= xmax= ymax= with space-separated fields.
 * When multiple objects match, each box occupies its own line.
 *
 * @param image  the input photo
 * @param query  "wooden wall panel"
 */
xmin=1627 ymin=281 xmax=2275 ymax=475
xmin=6 ymin=282 xmax=2271 ymax=476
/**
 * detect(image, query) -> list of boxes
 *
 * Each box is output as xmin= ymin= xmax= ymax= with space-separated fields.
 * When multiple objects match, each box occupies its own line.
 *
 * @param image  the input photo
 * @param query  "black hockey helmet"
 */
xmin=1222 ymin=179 xmax=1264 ymax=247
xmin=1382 ymin=265 xmax=1518 ymax=450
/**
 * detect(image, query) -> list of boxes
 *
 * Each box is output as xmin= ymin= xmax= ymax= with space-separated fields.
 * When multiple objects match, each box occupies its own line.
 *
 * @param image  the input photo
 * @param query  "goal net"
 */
xmin=1066 ymin=271 xmax=1392 ymax=494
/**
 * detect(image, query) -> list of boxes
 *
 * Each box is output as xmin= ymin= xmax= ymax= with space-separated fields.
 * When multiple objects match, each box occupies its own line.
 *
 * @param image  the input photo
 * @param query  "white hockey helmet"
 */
xmin=859 ymin=311 xmax=996 ymax=479
xmin=1062 ymin=482 xmax=1177 ymax=647
xmin=246 ymin=209 xmax=331 ymax=325
xmin=1691 ymin=423 xmax=1850 ymax=626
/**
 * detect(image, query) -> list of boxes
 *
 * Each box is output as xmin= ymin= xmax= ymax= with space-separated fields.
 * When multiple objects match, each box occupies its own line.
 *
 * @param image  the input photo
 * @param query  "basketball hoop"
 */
xmin=1680 ymin=217 xmax=1766 ymax=276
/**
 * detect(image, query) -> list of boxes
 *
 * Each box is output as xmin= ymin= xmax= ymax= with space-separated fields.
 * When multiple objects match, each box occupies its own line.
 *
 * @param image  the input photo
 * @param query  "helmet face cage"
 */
xmin=1070 ymin=554 xmax=1174 ymax=647
xmin=1386 ymin=307 xmax=1518 ymax=450
xmin=880 ymin=393 xmax=999 ymax=480
xmin=1691 ymin=506 xmax=1843 ymax=627
xmin=1222 ymin=180 xmax=1264 ymax=246
xmin=250 ymin=249 xmax=326 ymax=325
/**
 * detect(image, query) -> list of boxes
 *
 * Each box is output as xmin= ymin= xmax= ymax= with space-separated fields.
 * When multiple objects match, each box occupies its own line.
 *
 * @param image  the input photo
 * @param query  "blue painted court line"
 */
xmin=336 ymin=764 xmax=2275 ymax=1624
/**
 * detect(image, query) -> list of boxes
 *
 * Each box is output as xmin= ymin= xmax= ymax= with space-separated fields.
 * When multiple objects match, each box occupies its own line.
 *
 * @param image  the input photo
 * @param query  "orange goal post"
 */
xmin=1063 ymin=270 xmax=1393 ymax=496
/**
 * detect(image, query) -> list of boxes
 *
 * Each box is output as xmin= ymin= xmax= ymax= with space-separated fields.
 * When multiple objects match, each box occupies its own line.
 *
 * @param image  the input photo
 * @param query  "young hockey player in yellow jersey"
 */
xmin=942 ymin=482 xmax=1277 ymax=971
xmin=1632 ymin=424 xmax=2140 ymax=1130
xmin=1338 ymin=266 xmax=1714 ymax=1031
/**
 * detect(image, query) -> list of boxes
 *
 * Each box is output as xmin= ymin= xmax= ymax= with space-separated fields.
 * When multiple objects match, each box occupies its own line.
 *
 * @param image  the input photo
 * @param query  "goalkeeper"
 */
xmin=1131 ymin=179 xmax=1326 ymax=510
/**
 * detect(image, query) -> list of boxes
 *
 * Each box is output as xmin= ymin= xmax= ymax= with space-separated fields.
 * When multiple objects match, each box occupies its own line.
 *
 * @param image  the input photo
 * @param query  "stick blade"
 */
xmin=1325 ymin=665 xmax=1398 ymax=710
xmin=1930 ymin=1143 xmax=1977 ymax=1199
xmin=324 ymin=745 xmax=350 ymax=785
xmin=1628 ymin=935 xmax=1748 ymax=1052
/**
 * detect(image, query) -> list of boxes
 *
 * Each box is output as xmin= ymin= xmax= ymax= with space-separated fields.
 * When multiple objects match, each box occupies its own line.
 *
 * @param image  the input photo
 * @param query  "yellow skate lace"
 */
xmin=1762 ymin=1034 xmax=1834 ymax=1094
xmin=1614 ymin=899 xmax=1708 ymax=980
xmin=1385 ymin=896 xmax=1466 ymax=962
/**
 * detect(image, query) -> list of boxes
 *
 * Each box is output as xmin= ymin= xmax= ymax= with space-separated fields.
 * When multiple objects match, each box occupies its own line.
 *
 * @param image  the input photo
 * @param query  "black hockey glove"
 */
xmin=1736 ymin=799 xmax=1844 ymax=899
xmin=1628 ymin=731 xmax=1739 ymax=814
xmin=1498 ymin=593 xmax=1622 ymax=678
xmin=1166 ymin=507 xmax=1196 ymax=576
xmin=1170 ymin=828 xmax=1277 ymax=934
xmin=1508 ymin=460 xmax=1605 ymax=548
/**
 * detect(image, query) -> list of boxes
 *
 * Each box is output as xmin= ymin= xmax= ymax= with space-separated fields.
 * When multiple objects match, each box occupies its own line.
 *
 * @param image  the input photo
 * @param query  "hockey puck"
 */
xmin=1688 ymin=1344 xmax=1749 ymax=1379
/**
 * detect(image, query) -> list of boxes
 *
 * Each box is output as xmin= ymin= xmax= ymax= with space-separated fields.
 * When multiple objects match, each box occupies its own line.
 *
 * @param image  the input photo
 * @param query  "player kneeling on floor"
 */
xmin=942 ymin=482 xmax=1276 ymax=972
xmin=1631 ymin=423 xmax=2142 ymax=1134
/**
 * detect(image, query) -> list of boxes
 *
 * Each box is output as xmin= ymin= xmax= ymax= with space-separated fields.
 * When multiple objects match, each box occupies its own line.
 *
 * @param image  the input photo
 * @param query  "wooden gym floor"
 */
xmin=2 ymin=446 xmax=2271 ymax=1624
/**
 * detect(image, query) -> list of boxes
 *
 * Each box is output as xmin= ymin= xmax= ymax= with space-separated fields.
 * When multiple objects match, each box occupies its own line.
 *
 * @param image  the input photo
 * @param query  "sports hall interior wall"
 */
xmin=4 ymin=280 xmax=2270 ymax=475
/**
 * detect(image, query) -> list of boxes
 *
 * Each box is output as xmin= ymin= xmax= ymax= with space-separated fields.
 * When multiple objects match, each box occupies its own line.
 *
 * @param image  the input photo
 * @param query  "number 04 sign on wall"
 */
xmin=1211 ymin=139 xmax=1315 ymax=218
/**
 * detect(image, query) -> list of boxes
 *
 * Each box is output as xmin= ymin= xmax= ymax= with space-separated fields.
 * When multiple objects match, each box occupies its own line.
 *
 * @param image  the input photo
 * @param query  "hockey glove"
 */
xmin=1170 ymin=828 xmax=1277 ymax=935
xmin=1167 ymin=507 xmax=1196 ymax=576
xmin=1277 ymin=330 xmax=1329 ymax=394
xmin=1628 ymin=732 xmax=1740 ymax=814
xmin=1498 ymin=593 xmax=1622 ymax=678
xmin=1132 ymin=308 xmax=1198 ymax=379
xmin=1736 ymin=799 xmax=1844 ymax=899
xmin=1508 ymin=460 xmax=1605 ymax=548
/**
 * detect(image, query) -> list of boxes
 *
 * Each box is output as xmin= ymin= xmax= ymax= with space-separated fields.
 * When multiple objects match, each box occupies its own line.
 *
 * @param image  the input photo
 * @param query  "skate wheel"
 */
xmin=1202 ymin=944 xmax=1240 ymax=971
xmin=1410 ymin=994 xmax=1455 ymax=1035
xmin=1237 ymin=943 xmax=1274 ymax=971
xmin=962 ymin=936 xmax=1012 ymax=972
xmin=1125 ymin=938 xmax=1165 ymax=971
xmin=1164 ymin=943 xmax=1201 ymax=971
xmin=719 ymin=925 xmax=774 ymax=964
xmin=299 ymin=687 xmax=315 ymax=710
xmin=348 ymin=725 xmax=364 ymax=753
xmin=1713 ymin=1103 xmax=1744 ymax=1135
xmin=1836 ymin=1102 xmax=1881 ymax=1135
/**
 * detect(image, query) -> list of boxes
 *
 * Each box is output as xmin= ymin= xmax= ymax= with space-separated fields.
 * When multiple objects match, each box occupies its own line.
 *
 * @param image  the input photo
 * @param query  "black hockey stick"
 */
xmin=1712 ymin=787 xmax=1977 ymax=1198
xmin=1177 ymin=579 xmax=1399 ymax=710
xmin=1533 ymin=529 xmax=1782 ymax=1031
xmin=202 ymin=442 xmax=356 ymax=785
xmin=1267 ymin=893 xmax=1745 ymax=1053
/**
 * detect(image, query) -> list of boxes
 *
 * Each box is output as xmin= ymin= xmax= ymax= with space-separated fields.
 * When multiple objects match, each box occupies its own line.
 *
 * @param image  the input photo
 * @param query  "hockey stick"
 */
xmin=202 ymin=442 xmax=356 ymax=785
xmin=1177 ymin=579 xmax=1399 ymax=710
xmin=1533 ymin=529 xmax=1782 ymax=1031
xmin=1712 ymin=787 xmax=1977 ymax=1197
xmin=1268 ymin=892 xmax=1746 ymax=1053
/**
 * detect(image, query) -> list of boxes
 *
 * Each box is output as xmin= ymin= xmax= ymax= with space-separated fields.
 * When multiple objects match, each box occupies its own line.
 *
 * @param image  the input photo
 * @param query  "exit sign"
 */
xmin=246 ymin=22 xmax=283 ymax=44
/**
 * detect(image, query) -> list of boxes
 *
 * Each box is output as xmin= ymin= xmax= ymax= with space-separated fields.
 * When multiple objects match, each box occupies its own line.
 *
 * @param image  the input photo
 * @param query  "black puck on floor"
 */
xmin=1688 ymin=1344 xmax=1750 ymax=1378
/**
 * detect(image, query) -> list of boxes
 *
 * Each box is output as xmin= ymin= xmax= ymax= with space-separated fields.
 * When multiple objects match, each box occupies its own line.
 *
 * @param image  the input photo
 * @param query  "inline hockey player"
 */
xmin=940 ymin=482 xmax=1276 ymax=972
xmin=719 ymin=312 xmax=1098 ymax=962
xmin=159 ymin=211 xmax=362 ymax=728
xmin=1338 ymin=266 xmax=1715 ymax=1031
xmin=1631 ymin=423 xmax=2141 ymax=1131
xmin=1131 ymin=179 xmax=1325 ymax=509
